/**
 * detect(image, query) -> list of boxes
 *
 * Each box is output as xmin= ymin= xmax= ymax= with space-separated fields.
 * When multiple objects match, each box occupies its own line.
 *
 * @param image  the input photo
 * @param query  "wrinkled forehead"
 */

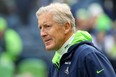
xmin=38 ymin=13 xmax=55 ymax=25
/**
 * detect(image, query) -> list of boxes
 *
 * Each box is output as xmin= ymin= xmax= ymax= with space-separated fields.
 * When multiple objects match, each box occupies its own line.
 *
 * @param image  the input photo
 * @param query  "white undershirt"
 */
xmin=57 ymin=34 xmax=75 ymax=58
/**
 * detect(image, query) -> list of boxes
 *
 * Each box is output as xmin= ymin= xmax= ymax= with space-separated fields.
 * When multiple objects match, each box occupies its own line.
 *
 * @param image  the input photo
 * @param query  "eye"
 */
xmin=45 ymin=24 xmax=52 ymax=29
xmin=39 ymin=26 xmax=42 ymax=29
xmin=38 ymin=25 xmax=42 ymax=30
xmin=46 ymin=25 xmax=51 ymax=27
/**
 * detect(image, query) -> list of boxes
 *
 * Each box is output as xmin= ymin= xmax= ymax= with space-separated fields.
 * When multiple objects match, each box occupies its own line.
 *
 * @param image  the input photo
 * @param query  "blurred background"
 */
xmin=0 ymin=0 xmax=116 ymax=77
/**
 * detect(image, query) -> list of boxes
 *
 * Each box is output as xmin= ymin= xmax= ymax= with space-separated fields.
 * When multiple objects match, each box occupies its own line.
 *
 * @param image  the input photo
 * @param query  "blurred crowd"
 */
xmin=0 ymin=0 xmax=116 ymax=77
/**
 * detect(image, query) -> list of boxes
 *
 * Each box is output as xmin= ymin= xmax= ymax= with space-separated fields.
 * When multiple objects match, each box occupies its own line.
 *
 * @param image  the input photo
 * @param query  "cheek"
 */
xmin=50 ymin=27 xmax=65 ymax=46
xmin=54 ymin=33 xmax=65 ymax=45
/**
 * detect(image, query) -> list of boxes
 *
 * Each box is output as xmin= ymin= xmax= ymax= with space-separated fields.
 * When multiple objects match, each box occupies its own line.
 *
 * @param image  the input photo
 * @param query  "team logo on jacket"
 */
xmin=65 ymin=67 xmax=69 ymax=74
xmin=64 ymin=61 xmax=71 ymax=75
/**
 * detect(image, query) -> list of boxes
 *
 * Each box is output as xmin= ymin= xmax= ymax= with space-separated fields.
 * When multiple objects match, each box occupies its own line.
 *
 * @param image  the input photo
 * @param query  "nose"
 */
xmin=40 ymin=28 xmax=47 ymax=37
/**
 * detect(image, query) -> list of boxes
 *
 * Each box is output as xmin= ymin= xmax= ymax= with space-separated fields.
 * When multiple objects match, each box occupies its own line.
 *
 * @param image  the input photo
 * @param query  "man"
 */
xmin=36 ymin=3 xmax=116 ymax=77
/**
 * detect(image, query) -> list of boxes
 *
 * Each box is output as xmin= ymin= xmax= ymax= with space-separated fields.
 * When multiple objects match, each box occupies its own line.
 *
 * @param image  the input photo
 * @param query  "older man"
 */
xmin=36 ymin=3 xmax=116 ymax=77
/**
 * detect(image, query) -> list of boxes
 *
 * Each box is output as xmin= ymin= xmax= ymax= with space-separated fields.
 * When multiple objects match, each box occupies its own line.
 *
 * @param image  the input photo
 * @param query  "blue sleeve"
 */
xmin=84 ymin=48 xmax=116 ymax=77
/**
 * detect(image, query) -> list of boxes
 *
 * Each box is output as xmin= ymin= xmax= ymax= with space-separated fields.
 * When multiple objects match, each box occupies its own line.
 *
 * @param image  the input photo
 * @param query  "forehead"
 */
xmin=38 ymin=13 xmax=54 ymax=25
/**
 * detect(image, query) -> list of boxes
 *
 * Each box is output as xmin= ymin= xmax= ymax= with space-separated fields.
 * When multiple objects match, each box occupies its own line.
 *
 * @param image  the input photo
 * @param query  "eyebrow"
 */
xmin=42 ymin=22 xmax=52 ymax=26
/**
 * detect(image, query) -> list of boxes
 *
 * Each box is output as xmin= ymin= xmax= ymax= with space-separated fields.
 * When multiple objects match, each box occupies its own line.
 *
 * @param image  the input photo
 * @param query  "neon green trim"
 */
xmin=52 ymin=52 xmax=60 ymax=64
xmin=71 ymin=30 xmax=92 ymax=45
xmin=52 ymin=52 xmax=61 ymax=68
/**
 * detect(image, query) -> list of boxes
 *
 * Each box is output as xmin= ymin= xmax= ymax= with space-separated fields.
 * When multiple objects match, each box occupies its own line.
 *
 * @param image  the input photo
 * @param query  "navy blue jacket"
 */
xmin=49 ymin=41 xmax=116 ymax=77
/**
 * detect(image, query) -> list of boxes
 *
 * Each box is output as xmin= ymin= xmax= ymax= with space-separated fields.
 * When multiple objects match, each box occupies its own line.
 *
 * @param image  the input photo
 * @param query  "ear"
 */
xmin=64 ymin=21 xmax=71 ymax=34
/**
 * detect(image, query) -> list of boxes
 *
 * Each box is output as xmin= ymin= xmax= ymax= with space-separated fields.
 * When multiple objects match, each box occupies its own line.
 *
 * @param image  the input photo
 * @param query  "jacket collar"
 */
xmin=52 ymin=30 xmax=92 ymax=69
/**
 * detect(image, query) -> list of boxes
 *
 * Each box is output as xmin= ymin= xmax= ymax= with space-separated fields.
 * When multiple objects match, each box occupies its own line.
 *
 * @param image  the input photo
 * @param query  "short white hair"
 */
xmin=36 ymin=3 xmax=76 ymax=32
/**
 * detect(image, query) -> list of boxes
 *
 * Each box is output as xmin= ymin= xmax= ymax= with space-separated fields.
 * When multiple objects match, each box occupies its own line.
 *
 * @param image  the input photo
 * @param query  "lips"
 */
xmin=44 ymin=39 xmax=52 ymax=45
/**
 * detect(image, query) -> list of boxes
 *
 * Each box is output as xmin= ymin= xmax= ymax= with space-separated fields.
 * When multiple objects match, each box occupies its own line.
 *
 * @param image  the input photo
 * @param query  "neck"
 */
xmin=65 ymin=31 xmax=73 ymax=42
xmin=56 ymin=31 xmax=74 ymax=51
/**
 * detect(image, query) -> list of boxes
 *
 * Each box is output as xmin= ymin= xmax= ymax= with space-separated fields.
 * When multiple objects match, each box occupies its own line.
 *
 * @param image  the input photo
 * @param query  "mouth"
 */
xmin=44 ymin=39 xmax=52 ymax=45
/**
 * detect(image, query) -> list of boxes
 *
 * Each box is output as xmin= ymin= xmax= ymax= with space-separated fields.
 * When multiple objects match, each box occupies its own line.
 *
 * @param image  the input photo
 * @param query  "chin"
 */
xmin=45 ymin=45 xmax=55 ymax=51
xmin=46 ymin=47 xmax=53 ymax=51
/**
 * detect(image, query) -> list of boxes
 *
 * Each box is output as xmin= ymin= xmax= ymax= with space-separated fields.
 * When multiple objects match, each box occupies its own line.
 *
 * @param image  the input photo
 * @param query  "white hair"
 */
xmin=36 ymin=3 xmax=76 ymax=32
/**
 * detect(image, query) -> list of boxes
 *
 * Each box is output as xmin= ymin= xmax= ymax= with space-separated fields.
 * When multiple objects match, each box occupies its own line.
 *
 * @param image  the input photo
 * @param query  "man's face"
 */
xmin=38 ymin=13 xmax=66 ymax=51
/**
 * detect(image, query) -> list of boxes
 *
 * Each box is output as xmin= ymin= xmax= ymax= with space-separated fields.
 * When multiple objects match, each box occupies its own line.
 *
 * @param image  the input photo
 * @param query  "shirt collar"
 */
xmin=57 ymin=34 xmax=75 ymax=56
